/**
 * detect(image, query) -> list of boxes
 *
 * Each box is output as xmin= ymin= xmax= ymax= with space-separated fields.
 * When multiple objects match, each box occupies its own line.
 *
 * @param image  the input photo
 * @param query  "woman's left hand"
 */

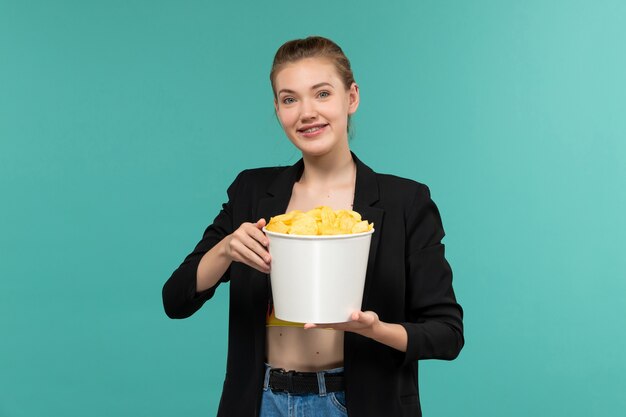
xmin=304 ymin=311 xmax=380 ymax=339
xmin=304 ymin=311 xmax=408 ymax=352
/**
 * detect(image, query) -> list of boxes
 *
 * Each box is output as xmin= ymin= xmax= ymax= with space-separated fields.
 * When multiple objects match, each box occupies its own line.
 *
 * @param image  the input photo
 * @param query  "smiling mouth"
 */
xmin=298 ymin=124 xmax=328 ymax=134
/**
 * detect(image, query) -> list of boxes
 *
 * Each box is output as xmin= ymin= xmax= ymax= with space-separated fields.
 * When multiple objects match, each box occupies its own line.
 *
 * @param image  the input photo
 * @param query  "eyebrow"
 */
xmin=278 ymin=82 xmax=334 ymax=96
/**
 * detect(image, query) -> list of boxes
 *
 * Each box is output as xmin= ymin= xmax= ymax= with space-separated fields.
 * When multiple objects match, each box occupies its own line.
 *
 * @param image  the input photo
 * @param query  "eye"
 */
xmin=282 ymin=97 xmax=296 ymax=105
xmin=317 ymin=91 xmax=331 ymax=99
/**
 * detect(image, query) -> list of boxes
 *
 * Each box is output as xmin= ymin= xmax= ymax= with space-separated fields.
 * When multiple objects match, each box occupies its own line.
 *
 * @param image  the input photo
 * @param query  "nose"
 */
xmin=299 ymin=99 xmax=318 ymax=122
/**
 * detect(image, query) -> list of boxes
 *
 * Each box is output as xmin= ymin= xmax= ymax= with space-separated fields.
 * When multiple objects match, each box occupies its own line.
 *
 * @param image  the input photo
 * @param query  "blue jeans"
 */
xmin=260 ymin=365 xmax=348 ymax=417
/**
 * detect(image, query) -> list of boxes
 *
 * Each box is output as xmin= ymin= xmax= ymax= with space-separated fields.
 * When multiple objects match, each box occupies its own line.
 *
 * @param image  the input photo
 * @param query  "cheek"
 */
xmin=277 ymin=108 xmax=297 ymax=127
xmin=328 ymin=106 xmax=349 ymax=127
xmin=325 ymin=100 xmax=350 ymax=121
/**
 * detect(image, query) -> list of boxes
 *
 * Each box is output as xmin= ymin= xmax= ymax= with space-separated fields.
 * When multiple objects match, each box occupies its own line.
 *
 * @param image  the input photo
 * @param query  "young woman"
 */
xmin=163 ymin=36 xmax=464 ymax=417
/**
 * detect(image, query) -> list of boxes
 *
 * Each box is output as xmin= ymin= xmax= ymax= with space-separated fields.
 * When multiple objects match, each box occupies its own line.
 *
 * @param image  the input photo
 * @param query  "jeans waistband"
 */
xmin=263 ymin=364 xmax=345 ymax=395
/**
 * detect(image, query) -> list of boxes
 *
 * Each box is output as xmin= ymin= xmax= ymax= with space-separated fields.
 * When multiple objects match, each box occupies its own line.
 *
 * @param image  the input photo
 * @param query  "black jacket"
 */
xmin=163 ymin=154 xmax=464 ymax=416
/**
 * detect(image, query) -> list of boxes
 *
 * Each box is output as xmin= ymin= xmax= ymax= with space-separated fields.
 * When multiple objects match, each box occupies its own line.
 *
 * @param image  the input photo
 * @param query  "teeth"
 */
xmin=302 ymin=126 xmax=323 ymax=133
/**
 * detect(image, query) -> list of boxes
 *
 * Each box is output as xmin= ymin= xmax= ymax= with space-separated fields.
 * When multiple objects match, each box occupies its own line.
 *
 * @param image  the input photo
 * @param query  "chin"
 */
xmin=294 ymin=142 xmax=335 ymax=158
xmin=290 ymin=137 xmax=343 ymax=158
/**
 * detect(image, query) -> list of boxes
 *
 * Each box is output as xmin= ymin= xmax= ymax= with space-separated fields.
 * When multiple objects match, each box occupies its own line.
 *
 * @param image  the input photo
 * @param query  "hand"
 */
xmin=225 ymin=218 xmax=271 ymax=273
xmin=304 ymin=311 xmax=408 ymax=352
xmin=304 ymin=311 xmax=381 ymax=339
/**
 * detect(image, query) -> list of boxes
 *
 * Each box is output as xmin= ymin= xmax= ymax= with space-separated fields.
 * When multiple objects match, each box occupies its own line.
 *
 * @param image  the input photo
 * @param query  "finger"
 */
xmin=238 ymin=232 xmax=271 ymax=262
xmin=240 ymin=247 xmax=271 ymax=272
xmin=256 ymin=218 xmax=267 ymax=229
xmin=246 ymin=223 xmax=269 ymax=247
xmin=232 ymin=238 xmax=270 ymax=272
xmin=242 ymin=255 xmax=270 ymax=273
xmin=305 ymin=323 xmax=347 ymax=331
xmin=356 ymin=311 xmax=377 ymax=326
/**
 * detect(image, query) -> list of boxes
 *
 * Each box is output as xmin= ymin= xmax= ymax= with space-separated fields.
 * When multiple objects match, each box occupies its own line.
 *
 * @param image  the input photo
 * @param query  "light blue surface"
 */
xmin=1 ymin=1 xmax=625 ymax=416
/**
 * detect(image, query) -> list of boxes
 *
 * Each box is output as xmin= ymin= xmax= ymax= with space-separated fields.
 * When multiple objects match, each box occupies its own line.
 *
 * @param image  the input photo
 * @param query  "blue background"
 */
xmin=1 ymin=1 xmax=625 ymax=416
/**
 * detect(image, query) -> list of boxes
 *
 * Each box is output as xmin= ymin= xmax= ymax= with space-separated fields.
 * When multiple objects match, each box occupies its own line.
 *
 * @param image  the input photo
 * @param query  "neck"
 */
xmin=300 ymin=146 xmax=354 ymax=186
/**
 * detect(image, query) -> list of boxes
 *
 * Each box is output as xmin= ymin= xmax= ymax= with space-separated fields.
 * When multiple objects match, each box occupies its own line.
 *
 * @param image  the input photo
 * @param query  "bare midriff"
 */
xmin=266 ymin=326 xmax=344 ymax=371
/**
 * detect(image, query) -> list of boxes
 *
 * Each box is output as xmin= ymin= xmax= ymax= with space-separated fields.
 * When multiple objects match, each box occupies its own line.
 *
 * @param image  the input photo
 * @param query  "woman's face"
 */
xmin=273 ymin=58 xmax=359 ymax=158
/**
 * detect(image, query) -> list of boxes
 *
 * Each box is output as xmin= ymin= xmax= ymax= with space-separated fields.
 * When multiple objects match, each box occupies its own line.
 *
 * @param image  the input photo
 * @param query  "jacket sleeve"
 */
xmin=162 ymin=171 xmax=244 ymax=319
xmin=398 ymin=184 xmax=464 ymax=365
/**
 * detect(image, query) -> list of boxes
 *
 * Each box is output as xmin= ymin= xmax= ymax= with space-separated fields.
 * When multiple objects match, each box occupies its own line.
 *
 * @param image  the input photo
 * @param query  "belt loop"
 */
xmin=263 ymin=365 xmax=271 ymax=391
xmin=317 ymin=370 xmax=327 ymax=397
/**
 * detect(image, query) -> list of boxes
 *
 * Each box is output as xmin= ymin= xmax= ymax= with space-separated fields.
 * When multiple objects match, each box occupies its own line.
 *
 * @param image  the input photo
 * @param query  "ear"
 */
xmin=348 ymin=83 xmax=360 ymax=115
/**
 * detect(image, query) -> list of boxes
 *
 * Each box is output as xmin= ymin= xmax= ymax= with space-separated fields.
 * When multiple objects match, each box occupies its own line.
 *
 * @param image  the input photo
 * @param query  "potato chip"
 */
xmin=337 ymin=212 xmax=357 ymax=234
xmin=290 ymin=214 xmax=318 ymax=235
xmin=351 ymin=220 xmax=370 ymax=234
xmin=305 ymin=207 xmax=322 ymax=219
xmin=265 ymin=220 xmax=290 ymax=234
xmin=270 ymin=210 xmax=302 ymax=224
xmin=266 ymin=206 xmax=374 ymax=235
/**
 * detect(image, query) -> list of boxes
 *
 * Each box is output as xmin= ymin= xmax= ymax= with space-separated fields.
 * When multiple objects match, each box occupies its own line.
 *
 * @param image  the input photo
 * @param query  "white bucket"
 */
xmin=263 ymin=228 xmax=374 ymax=323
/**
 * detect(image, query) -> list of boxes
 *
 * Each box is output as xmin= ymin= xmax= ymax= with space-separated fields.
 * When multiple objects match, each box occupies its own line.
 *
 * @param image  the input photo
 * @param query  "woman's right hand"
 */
xmin=225 ymin=218 xmax=271 ymax=273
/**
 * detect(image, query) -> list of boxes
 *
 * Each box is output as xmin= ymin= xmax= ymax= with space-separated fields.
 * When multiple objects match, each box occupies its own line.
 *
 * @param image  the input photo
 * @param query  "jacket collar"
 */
xmin=262 ymin=152 xmax=380 ymax=206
